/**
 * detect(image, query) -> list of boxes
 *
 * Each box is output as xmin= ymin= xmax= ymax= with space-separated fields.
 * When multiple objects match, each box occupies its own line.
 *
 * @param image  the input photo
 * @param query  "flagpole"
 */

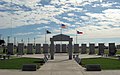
xmin=45 ymin=29 xmax=46 ymax=44
xmin=76 ymin=31 xmax=77 ymax=44
xmin=44 ymin=29 xmax=46 ymax=57
xmin=60 ymin=26 xmax=62 ymax=53
xmin=28 ymin=38 xmax=29 ymax=44
xmin=61 ymin=28 xmax=62 ymax=34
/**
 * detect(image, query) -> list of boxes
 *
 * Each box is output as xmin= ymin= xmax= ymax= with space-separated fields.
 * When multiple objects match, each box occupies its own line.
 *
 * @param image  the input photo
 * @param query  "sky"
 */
xmin=0 ymin=0 xmax=120 ymax=45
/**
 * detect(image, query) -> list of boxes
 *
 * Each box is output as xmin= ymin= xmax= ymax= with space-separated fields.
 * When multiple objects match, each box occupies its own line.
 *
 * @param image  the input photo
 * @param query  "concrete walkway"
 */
xmin=39 ymin=56 xmax=84 ymax=75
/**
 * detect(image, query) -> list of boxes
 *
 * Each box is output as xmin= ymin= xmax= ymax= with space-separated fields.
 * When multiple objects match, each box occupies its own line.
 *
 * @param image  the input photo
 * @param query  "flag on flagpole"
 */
xmin=61 ymin=24 xmax=67 ymax=28
xmin=46 ymin=30 xmax=51 ymax=34
xmin=77 ymin=31 xmax=83 ymax=34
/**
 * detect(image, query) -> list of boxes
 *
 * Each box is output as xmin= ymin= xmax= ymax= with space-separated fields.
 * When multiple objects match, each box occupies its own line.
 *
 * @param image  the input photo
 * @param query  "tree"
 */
xmin=0 ymin=40 xmax=5 ymax=45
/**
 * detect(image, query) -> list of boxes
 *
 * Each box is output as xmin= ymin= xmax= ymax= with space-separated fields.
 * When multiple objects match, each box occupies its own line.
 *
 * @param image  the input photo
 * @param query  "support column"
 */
xmin=43 ymin=44 xmax=48 ymax=54
xmin=62 ymin=44 xmax=67 ymax=53
xmin=35 ymin=44 xmax=41 ymax=54
xmin=7 ymin=43 xmax=14 ymax=55
xmin=89 ymin=43 xmax=95 ymax=55
xmin=74 ymin=44 xmax=79 ymax=54
xmin=18 ymin=43 xmax=24 ymax=55
xmin=55 ymin=44 xmax=60 ymax=53
xmin=108 ymin=43 xmax=116 ymax=56
xmin=98 ymin=43 xmax=104 ymax=55
xmin=81 ymin=44 xmax=87 ymax=54
xmin=50 ymin=38 xmax=54 ymax=60
xmin=27 ymin=43 xmax=33 ymax=54
xmin=68 ymin=38 xmax=72 ymax=60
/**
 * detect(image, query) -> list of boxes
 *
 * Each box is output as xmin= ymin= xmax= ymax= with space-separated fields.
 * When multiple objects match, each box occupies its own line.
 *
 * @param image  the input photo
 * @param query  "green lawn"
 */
xmin=81 ymin=58 xmax=120 ymax=70
xmin=0 ymin=57 xmax=45 ymax=69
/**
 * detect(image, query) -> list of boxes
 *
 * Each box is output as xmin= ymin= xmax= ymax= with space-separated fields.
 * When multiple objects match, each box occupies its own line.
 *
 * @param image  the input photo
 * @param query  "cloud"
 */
xmin=14 ymin=32 xmax=34 ymax=36
xmin=67 ymin=13 xmax=75 ymax=16
xmin=85 ymin=8 xmax=120 ymax=28
xmin=63 ymin=17 xmax=75 ymax=21
xmin=0 ymin=0 xmax=120 ymax=44
xmin=80 ymin=16 xmax=90 ymax=21
xmin=0 ymin=0 xmax=88 ymax=29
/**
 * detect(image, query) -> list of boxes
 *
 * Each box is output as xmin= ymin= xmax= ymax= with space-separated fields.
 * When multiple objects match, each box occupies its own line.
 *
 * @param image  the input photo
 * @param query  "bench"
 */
xmin=86 ymin=64 xmax=101 ymax=71
xmin=22 ymin=64 xmax=37 ymax=71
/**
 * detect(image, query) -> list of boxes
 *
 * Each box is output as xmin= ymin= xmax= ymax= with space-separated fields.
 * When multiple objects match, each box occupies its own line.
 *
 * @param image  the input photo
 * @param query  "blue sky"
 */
xmin=0 ymin=0 xmax=120 ymax=45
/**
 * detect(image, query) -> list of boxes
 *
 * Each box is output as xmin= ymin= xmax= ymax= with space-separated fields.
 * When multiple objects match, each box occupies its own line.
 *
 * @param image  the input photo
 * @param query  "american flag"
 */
xmin=61 ymin=24 xmax=67 ymax=28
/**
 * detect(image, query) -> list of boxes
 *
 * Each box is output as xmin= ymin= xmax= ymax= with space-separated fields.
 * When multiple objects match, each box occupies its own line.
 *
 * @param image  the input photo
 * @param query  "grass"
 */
xmin=81 ymin=58 xmax=120 ymax=70
xmin=0 ymin=57 xmax=45 ymax=69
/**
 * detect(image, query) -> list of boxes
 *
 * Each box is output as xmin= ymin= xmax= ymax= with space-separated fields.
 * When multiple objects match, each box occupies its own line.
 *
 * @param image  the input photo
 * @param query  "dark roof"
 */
xmin=51 ymin=34 xmax=72 ymax=41
xmin=53 ymin=34 xmax=70 ymax=38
